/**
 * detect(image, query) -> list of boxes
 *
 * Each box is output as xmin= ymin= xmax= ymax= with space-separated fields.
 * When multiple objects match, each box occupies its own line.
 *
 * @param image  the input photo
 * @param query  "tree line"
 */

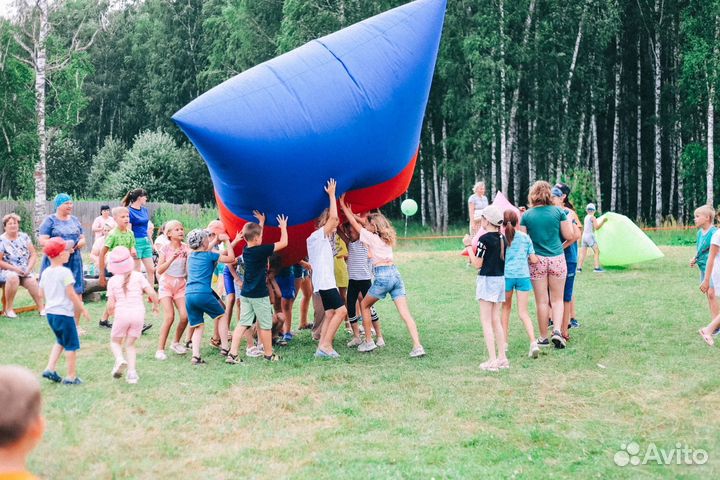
xmin=0 ymin=0 xmax=718 ymax=231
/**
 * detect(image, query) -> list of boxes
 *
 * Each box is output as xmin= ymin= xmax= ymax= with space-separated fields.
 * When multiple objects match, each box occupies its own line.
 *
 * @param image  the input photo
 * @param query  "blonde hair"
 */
xmin=695 ymin=205 xmax=716 ymax=220
xmin=111 ymin=206 xmax=129 ymax=218
xmin=0 ymin=365 xmax=42 ymax=447
xmin=473 ymin=181 xmax=485 ymax=193
xmin=2 ymin=213 xmax=20 ymax=227
xmin=366 ymin=212 xmax=396 ymax=246
xmin=528 ymin=181 xmax=553 ymax=207
xmin=164 ymin=220 xmax=183 ymax=240
xmin=243 ymin=222 xmax=262 ymax=242
xmin=317 ymin=208 xmax=330 ymax=228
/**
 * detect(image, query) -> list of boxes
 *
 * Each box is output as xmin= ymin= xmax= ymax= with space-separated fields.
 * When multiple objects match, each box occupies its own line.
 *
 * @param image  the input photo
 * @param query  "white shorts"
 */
xmin=581 ymin=235 xmax=597 ymax=248
xmin=476 ymin=276 xmax=505 ymax=303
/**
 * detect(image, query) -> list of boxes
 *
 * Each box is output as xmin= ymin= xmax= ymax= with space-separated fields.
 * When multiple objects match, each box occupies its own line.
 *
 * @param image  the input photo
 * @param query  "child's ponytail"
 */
xmin=122 ymin=271 xmax=132 ymax=295
xmin=503 ymin=209 xmax=518 ymax=247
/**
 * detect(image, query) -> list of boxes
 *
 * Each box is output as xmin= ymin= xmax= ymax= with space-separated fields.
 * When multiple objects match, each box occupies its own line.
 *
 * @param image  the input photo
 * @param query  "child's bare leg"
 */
xmin=479 ymin=300 xmax=497 ymax=363
xmin=158 ymin=297 xmax=175 ymax=351
xmin=142 ymin=257 xmax=155 ymax=287
xmin=360 ymin=296 xmax=380 ymax=343
xmin=548 ymin=276 xmax=565 ymax=331
xmin=491 ymin=303 xmax=507 ymax=361
xmin=216 ymin=315 xmax=229 ymax=350
xmin=393 ymin=296 xmax=421 ymax=348
xmin=191 ymin=324 xmax=204 ymax=359
xmin=298 ymin=278 xmax=312 ymax=327
xmin=516 ymin=291 xmax=536 ymax=342
xmin=110 ymin=338 xmax=125 ymax=363
xmin=708 ymin=288 xmax=720 ymax=320
xmin=125 ymin=337 xmax=138 ymax=373
xmin=282 ymin=298 xmax=294 ymax=334
xmin=592 ymin=246 xmax=601 ymax=269
xmin=229 ymin=324 xmax=248 ymax=357
xmin=319 ymin=307 xmax=346 ymax=352
xmin=244 ymin=329 xmax=255 ymax=348
xmin=578 ymin=246 xmax=587 ymax=268
xmin=562 ymin=300 xmax=572 ymax=336
xmin=173 ymin=299 xmax=189 ymax=344
xmin=531 ymin=278 xmax=550 ymax=338
xmin=259 ymin=328 xmax=273 ymax=356
xmin=46 ymin=344 xmax=64 ymax=372
xmin=501 ymin=290 xmax=513 ymax=347
xmin=65 ymin=351 xmax=77 ymax=379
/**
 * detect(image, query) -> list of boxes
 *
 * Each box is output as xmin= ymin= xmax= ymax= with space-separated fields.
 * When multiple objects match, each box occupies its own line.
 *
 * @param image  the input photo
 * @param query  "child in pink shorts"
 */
xmin=155 ymin=220 xmax=191 ymax=360
xmin=106 ymin=246 xmax=158 ymax=384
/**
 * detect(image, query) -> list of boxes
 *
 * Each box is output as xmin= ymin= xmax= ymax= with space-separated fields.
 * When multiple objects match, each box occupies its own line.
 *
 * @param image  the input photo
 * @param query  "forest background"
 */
xmin=0 ymin=0 xmax=718 ymax=232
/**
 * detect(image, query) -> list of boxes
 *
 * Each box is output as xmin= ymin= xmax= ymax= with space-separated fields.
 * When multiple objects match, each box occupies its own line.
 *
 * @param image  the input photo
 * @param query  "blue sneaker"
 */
xmin=314 ymin=349 xmax=339 ymax=359
xmin=569 ymin=318 xmax=580 ymax=329
xmin=42 ymin=370 xmax=62 ymax=383
xmin=62 ymin=377 xmax=83 ymax=385
xmin=283 ymin=332 xmax=294 ymax=342
xmin=593 ymin=267 xmax=605 ymax=273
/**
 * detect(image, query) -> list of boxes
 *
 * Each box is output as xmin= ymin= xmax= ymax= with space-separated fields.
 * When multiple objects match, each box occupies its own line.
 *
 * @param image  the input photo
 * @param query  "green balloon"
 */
xmin=594 ymin=212 xmax=664 ymax=266
xmin=401 ymin=198 xmax=418 ymax=216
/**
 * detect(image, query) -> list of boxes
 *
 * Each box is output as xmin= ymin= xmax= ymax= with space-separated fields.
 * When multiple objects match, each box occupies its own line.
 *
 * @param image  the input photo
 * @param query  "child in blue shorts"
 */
xmin=498 ymin=210 xmax=540 ymax=359
xmin=185 ymin=228 xmax=235 ymax=365
xmin=39 ymin=237 xmax=90 ymax=385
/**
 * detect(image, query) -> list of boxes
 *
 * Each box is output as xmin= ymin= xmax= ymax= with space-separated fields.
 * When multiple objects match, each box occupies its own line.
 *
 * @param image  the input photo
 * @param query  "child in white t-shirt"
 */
xmin=699 ymin=228 xmax=720 ymax=345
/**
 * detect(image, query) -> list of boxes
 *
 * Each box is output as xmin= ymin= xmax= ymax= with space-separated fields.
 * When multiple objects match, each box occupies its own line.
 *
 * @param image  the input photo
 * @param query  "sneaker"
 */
xmin=314 ymin=349 xmax=334 ymax=358
xmin=5 ymin=309 xmax=17 ymax=318
xmin=551 ymin=330 xmax=566 ymax=349
xmin=528 ymin=342 xmax=540 ymax=359
xmin=126 ymin=371 xmax=139 ymax=384
xmin=409 ymin=345 xmax=426 ymax=358
xmin=713 ymin=328 xmax=720 ymax=337
xmin=141 ymin=323 xmax=153 ymax=334
xmin=593 ymin=267 xmax=605 ymax=273
xmin=537 ymin=337 xmax=550 ymax=347
xmin=226 ymin=353 xmax=242 ymax=364
xmin=42 ymin=370 xmax=62 ymax=383
xmin=99 ymin=319 xmax=112 ymax=328
xmin=576 ymin=267 xmax=582 ymax=272
xmin=357 ymin=340 xmax=377 ymax=353
xmin=170 ymin=343 xmax=187 ymax=355
xmin=155 ymin=350 xmax=167 ymax=361
xmin=112 ymin=360 xmax=127 ymax=378
xmin=39 ymin=309 xmax=46 ymax=316
xmin=347 ymin=337 xmax=362 ymax=348
xmin=283 ymin=332 xmax=294 ymax=342
xmin=62 ymin=377 xmax=83 ymax=385
xmin=376 ymin=337 xmax=386 ymax=348
xmin=246 ymin=346 xmax=262 ymax=358
xmin=569 ymin=318 xmax=580 ymax=329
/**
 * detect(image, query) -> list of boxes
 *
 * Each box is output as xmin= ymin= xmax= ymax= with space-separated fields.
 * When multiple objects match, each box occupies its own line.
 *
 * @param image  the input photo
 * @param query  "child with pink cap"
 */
xmin=106 ymin=246 xmax=159 ymax=384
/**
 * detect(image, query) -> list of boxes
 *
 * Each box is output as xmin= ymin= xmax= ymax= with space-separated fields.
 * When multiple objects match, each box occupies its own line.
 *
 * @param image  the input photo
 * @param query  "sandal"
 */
xmin=273 ymin=337 xmax=288 ymax=347
xmin=496 ymin=358 xmax=510 ymax=369
xmin=209 ymin=337 xmax=221 ymax=349
xmin=191 ymin=356 xmax=206 ymax=365
xmin=220 ymin=348 xmax=230 ymax=357
xmin=480 ymin=360 xmax=499 ymax=372
xmin=264 ymin=353 xmax=280 ymax=362
xmin=225 ymin=353 xmax=242 ymax=364
xmin=699 ymin=329 xmax=715 ymax=347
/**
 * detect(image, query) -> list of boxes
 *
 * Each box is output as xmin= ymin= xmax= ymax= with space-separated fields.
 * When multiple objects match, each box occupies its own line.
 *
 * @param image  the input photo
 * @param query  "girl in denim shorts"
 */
xmin=339 ymin=196 xmax=425 ymax=358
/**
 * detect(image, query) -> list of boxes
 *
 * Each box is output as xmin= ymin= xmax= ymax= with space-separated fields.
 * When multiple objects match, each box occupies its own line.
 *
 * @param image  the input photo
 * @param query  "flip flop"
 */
xmin=699 ymin=329 xmax=715 ymax=347
xmin=480 ymin=360 xmax=499 ymax=372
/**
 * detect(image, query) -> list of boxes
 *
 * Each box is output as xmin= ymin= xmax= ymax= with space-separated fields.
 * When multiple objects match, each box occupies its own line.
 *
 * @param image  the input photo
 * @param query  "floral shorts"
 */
xmin=530 ymin=254 xmax=567 ymax=281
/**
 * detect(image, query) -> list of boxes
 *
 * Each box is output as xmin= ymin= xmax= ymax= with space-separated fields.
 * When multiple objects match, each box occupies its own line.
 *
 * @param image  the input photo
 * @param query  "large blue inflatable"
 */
xmin=173 ymin=0 xmax=447 ymax=263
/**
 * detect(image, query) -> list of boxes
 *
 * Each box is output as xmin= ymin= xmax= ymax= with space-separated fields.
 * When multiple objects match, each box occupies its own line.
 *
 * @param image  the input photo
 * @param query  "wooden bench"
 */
xmin=0 ymin=281 xmax=39 ymax=315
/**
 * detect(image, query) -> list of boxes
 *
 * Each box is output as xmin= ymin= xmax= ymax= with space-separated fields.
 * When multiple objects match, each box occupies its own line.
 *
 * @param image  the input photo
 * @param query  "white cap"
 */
xmin=586 ymin=203 xmax=596 ymax=211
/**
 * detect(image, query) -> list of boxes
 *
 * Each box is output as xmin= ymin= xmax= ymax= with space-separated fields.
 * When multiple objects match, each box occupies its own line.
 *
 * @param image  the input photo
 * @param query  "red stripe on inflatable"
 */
xmin=215 ymin=148 xmax=418 ymax=266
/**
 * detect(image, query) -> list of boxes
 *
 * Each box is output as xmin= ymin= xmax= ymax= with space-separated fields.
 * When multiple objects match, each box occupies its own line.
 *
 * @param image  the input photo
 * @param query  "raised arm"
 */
xmin=218 ymin=234 xmax=236 ymax=263
xmin=274 ymin=215 xmax=289 ymax=252
xmin=323 ymin=179 xmax=339 ymax=236
xmin=339 ymin=194 xmax=362 ymax=234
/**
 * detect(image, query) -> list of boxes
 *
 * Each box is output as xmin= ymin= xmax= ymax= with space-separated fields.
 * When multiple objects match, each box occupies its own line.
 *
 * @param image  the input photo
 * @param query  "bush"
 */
xmin=47 ymin=135 xmax=89 ymax=197
xmin=106 ymin=130 xmax=214 ymax=204
xmin=87 ymin=137 xmax=126 ymax=198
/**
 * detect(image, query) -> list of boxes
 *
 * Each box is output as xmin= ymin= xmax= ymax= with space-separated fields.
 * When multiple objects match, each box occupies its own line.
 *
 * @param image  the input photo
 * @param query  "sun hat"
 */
xmin=43 ymin=237 xmax=68 ymax=258
xmin=551 ymin=186 xmax=564 ymax=197
xmin=187 ymin=229 xmax=209 ymax=250
xmin=586 ymin=203 xmax=596 ymax=211
xmin=53 ymin=193 xmax=72 ymax=211
xmin=554 ymin=183 xmax=571 ymax=196
xmin=107 ymin=246 xmax=135 ymax=275
xmin=481 ymin=205 xmax=504 ymax=227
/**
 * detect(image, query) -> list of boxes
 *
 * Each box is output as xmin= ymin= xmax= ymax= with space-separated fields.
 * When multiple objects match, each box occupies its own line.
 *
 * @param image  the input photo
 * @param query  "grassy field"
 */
xmin=2 ymin=243 xmax=719 ymax=479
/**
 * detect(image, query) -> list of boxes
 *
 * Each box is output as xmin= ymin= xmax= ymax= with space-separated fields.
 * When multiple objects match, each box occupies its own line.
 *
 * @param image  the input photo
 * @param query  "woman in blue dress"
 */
xmin=38 ymin=193 xmax=86 ymax=297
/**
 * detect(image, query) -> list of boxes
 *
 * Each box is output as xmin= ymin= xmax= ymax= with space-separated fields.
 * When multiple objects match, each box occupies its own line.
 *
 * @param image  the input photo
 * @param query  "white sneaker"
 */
xmin=39 ymin=309 xmax=46 ymax=316
xmin=347 ymin=337 xmax=362 ymax=348
xmin=170 ymin=343 xmax=187 ymax=355
xmin=376 ymin=337 xmax=386 ymax=348
xmin=5 ymin=310 xmax=17 ymax=318
xmin=155 ymin=350 xmax=167 ymax=361
xmin=357 ymin=340 xmax=377 ymax=353
xmin=126 ymin=371 xmax=139 ymax=384
xmin=246 ymin=346 xmax=262 ymax=358
xmin=409 ymin=345 xmax=426 ymax=358
xmin=528 ymin=342 xmax=540 ymax=359
xmin=112 ymin=360 xmax=127 ymax=379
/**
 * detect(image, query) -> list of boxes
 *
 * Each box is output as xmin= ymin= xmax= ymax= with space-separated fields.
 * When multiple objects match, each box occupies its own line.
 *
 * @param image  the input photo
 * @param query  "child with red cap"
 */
xmin=106 ymin=246 xmax=159 ymax=384
xmin=39 ymin=237 xmax=90 ymax=385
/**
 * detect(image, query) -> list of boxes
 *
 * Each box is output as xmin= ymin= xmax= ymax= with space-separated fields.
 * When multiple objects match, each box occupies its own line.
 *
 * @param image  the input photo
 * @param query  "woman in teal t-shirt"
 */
xmin=519 ymin=181 xmax=574 ymax=349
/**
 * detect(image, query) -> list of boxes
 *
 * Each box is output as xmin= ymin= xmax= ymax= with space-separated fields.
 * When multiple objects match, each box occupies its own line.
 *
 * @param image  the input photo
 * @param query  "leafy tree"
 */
xmin=46 ymin=135 xmax=88 ymax=197
xmin=86 ymin=136 xmax=126 ymax=197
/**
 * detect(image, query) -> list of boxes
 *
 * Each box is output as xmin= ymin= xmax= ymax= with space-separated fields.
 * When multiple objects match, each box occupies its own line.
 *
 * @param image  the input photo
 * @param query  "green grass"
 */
xmin=3 ymin=245 xmax=719 ymax=478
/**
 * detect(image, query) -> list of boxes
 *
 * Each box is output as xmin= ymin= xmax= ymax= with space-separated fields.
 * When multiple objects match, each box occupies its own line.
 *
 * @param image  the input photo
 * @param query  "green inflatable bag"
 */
xmin=594 ymin=212 xmax=664 ymax=266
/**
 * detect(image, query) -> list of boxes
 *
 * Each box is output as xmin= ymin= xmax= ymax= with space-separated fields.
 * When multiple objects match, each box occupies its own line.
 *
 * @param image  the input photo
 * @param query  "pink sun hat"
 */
xmin=107 ymin=246 xmax=135 ymax=275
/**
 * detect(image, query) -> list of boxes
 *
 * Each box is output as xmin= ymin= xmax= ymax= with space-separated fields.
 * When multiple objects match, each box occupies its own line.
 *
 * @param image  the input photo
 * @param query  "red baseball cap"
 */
xmin=43 ymin=237 xmax=68 ymax=258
